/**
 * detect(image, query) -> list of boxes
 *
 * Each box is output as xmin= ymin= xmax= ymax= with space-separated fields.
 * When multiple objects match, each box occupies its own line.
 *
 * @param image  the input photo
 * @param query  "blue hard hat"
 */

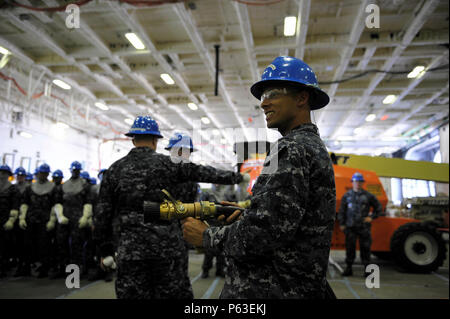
xmin=80 ymin=171 xmax=90 ymax=180
xmin=25 ymin=173 xmax=33 ymax=181
xmin=38 ymin=163 xmax=51 ymax=173
xmin=125 ymin=115 xmax=163 ymax=138
xmin=250 ymin=56 xmax=330 ymax=110
xmin=0 ymin=165 xmax=13 ymax=176
xmin=52 ymin=169 xmax=64 ymax=178
xmin=89 ymin=177 xmax=97 ymax=185
xmin=351 ymin=172 xmax=365 ymax=182
xmin=165 ymin=132 xmax=196 ymax=152
xmin=14 ymin=167 xmax=27 ymax=176
xmin=70 ymin=161 xmax=82 ymax=171
xmin=33 ymin=168 xmax=39 ymax=175
xmin=98 ymin=169 xmax=107 ymax=177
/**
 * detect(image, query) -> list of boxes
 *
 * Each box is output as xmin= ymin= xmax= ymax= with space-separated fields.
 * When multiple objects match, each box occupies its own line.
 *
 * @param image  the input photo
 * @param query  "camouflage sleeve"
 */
xmin=93 ymin=169 xmax=116 ymax=257
xmin=337 ymin=193 xmax=347 ymax=225
xmin=173 ymin=161 xmax=243 ymax=185
xmin=369 ymin=192 xmax=383 ymax=219
xmin=203 ymin=144 xmax=309 ymax=259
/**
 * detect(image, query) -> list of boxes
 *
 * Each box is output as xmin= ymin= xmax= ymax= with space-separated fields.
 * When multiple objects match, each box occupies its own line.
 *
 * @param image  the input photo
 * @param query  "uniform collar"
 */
xmin=129 ymin=146 xmax=156 ymax=154
xmin=287 ymin=123 xmax=319 ymax=136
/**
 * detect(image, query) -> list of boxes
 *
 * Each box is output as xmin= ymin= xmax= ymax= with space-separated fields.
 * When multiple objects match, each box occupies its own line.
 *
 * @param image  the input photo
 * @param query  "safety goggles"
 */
xmin=260 ymin=87 xmax=299 ymax=102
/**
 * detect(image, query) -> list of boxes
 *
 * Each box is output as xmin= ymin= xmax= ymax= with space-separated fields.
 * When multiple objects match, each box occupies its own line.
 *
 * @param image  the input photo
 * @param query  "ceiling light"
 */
xmin=201 ymin=117 xmax=210 ymax=125
xmin=56 ymin=122 xmax=69 ymax=129
xmin=160 ymin=73 xmax=175 ymax=85
xmin=125 ymin=33 xmax=145 ymax=50
xmin=95 ymin=102 xmax=109 ymax=111
xmin=187 ymin=103 xmax=198 ymax=111
xmin=19 ymin=131 xmax=32 ymax=139
xmin=365 ymin=113 xmax=376 ymax=122
xmin=0 ymin=46 xmax=10 ymax=55
xmin=353 ymin=127 xmax=363 ymax=135
xmin=213 ymin=129 xmax=220 ymax=136
xmin=124 ymin=118 xmax=134 ymax=125
xmin=284 ymin=16 xmax=297 ymax=37
xmin=52 ymin=79 xmax=71 ymax=90
xmin=383 ymin=95 xmax=397 ymax=104
xmin=407 ymin=66 xmax=426 ymax=79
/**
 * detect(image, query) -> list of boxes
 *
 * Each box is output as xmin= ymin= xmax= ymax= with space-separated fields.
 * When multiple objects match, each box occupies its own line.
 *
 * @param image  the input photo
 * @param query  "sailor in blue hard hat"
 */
xmin=80 ymin=171 xmax=90 ymax=182
xmin=251 ymin=56 xmax=330 ymax=136
xmin=52 ymin=169 xmax=64 ymax=186
xmin=14 ymin=167 xmax=28 ymax=194
xmin=351 ymin=172 xmax=365 ymax=183
xmin=125 ymin=115 xmax=163 ymax=150
xmin=165 ymin=132 xmax=196 ymax=163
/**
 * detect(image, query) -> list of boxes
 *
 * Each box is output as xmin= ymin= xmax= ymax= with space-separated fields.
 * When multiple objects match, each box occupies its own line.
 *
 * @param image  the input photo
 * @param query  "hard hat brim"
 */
xmin=165 ymin=146 xmax=197 ymax=152
xmin=125 ymin=131 xmax=164 ymax=138
xmin=250 ymin=79 xmax=330 ymax=110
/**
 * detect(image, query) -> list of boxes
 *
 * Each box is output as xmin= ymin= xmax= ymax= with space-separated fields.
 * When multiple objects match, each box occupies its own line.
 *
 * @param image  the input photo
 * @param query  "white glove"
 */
xmin=239 ymin=173 xmax=251 ymax=187
xmin=54 ymin=204 xmax=69 ymax=225
xmin=102 ymin=256 xmax=117 ymax=270
xmin=18 ymin=204 xmax=28 ymax=230
xmin=78 ymin=204 xmax=93 ymax=228
xmin=3 ymin=209 xmax=18 ymax=231
xmin=46 ymin=209 xmax=57 ymax=231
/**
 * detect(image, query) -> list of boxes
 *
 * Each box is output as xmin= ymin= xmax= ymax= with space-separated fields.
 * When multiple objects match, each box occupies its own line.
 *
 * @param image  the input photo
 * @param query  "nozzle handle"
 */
xmin=143 ymin=201 xmax=162 ymax=223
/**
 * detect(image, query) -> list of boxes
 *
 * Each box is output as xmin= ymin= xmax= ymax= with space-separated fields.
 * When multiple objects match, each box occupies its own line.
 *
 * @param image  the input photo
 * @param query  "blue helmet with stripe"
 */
xmin=165 ymin=132 xmax=196 ymax=152
xmin=52 ymin=169 xmax=64 ymax=178
xmin=70 ymin=161 xmax=82 ymax=171
xmin=125 ymin=116 xmax=163 ymax=138
xmin=250 ymin=56 xmax=330 ymax=110
xmin=14 ymin=167 xmax=27 ymax=176
xmin=37 ymin=163 xmax=51 ymax=173
xmin=351 ymin=172 xmax=365 ymax=182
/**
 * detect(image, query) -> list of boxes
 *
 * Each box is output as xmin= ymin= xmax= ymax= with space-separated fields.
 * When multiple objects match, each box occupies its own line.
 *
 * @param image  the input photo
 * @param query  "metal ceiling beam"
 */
xmin=233 ymin=1 xmax=259 ymax=83
xmin=316 ymin=0 xmax=370 ymax=124
xmin=173 ymin=3 xmax=252 ymax=143
xmin=328 ymin=0 xmax=441 ymax=140
xmin=295 ymin=0 xmax=311 ymax=60
xmin=380 ymin=81 xmax=449 ymax=137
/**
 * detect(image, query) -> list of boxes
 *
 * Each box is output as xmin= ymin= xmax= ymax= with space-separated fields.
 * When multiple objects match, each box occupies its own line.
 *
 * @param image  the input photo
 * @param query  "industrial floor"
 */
xmin=0 ymin=248 xmax=448 ymax=299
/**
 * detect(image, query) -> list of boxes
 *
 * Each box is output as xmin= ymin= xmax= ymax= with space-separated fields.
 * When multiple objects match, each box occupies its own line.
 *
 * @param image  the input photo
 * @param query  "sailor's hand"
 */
xmin=364 ymin=216 xmax=373 ymax=223
xmin=218 ymin=201 xmax=243 ymax=224
xmin=181 ymin=217 xmax=208 ymax=247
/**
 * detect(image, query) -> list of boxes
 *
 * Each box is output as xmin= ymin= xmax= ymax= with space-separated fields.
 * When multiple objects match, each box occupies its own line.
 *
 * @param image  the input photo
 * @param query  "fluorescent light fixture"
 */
xmin=383 ymin=95 xmax=397 ymax=104
xmin=125 ymin=33 xmax=145 ymax=50
xmin=407 ymin=66 xmax=426 ymax=79
xmin=365 ymin=114 xmax=376 ymax=122
xmin=284 ymin=16 xmax=297 ymax=37
xmin=201 ymin=117 xmax=211 ymax=125
xmin=0 ymin=46 xmax=10 ymax=55
xmin=187 ymin=103 xmax=198 ymax=111
xmin=95 ymin=102 xmax=109 ymax=111
xmin=56 ymin=122 xmax=69 ymax=129
xmin=220 ymin=138 xmax=227 ymax=144
xmin=52 ymin=79 xmax=71 ymax=90
xmin=212 ymin=129 xmax=220 ymax=136
xmin=19 ymin=131 xmax=32 ymax=138
xmin=124 ymin=118 xmax=134 ymax=125
xmin=160 ymin=73 xmax=175 ymax=85
xmin=353 ymin=127 xmax=363 ymax=135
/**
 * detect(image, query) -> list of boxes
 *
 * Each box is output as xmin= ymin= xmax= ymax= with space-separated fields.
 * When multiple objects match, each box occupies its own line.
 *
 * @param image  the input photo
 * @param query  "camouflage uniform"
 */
xmin=21 ymin=181 xmax=62 ymax=273
xmin=94 ymin=146 xmax=242 ymax=299
xmin=0 ymin=180 xmax=20 ymax=276
xmin=11 ymin=182 xmax=27 ymax=272
xmin=338 ymin=189 xmax=382 ymax=267
xmin=58 ymin=177 xmax=92 ymax=270
xmin=204 ymin=123 xmax=336 ymax=298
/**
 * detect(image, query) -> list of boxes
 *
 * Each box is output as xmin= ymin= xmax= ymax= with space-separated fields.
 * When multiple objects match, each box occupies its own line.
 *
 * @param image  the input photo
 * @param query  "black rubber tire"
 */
xmin=372 ymin=251 xmax=392 ymax=260
xmin=390 ymin=222 xmax=447 ymax=273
